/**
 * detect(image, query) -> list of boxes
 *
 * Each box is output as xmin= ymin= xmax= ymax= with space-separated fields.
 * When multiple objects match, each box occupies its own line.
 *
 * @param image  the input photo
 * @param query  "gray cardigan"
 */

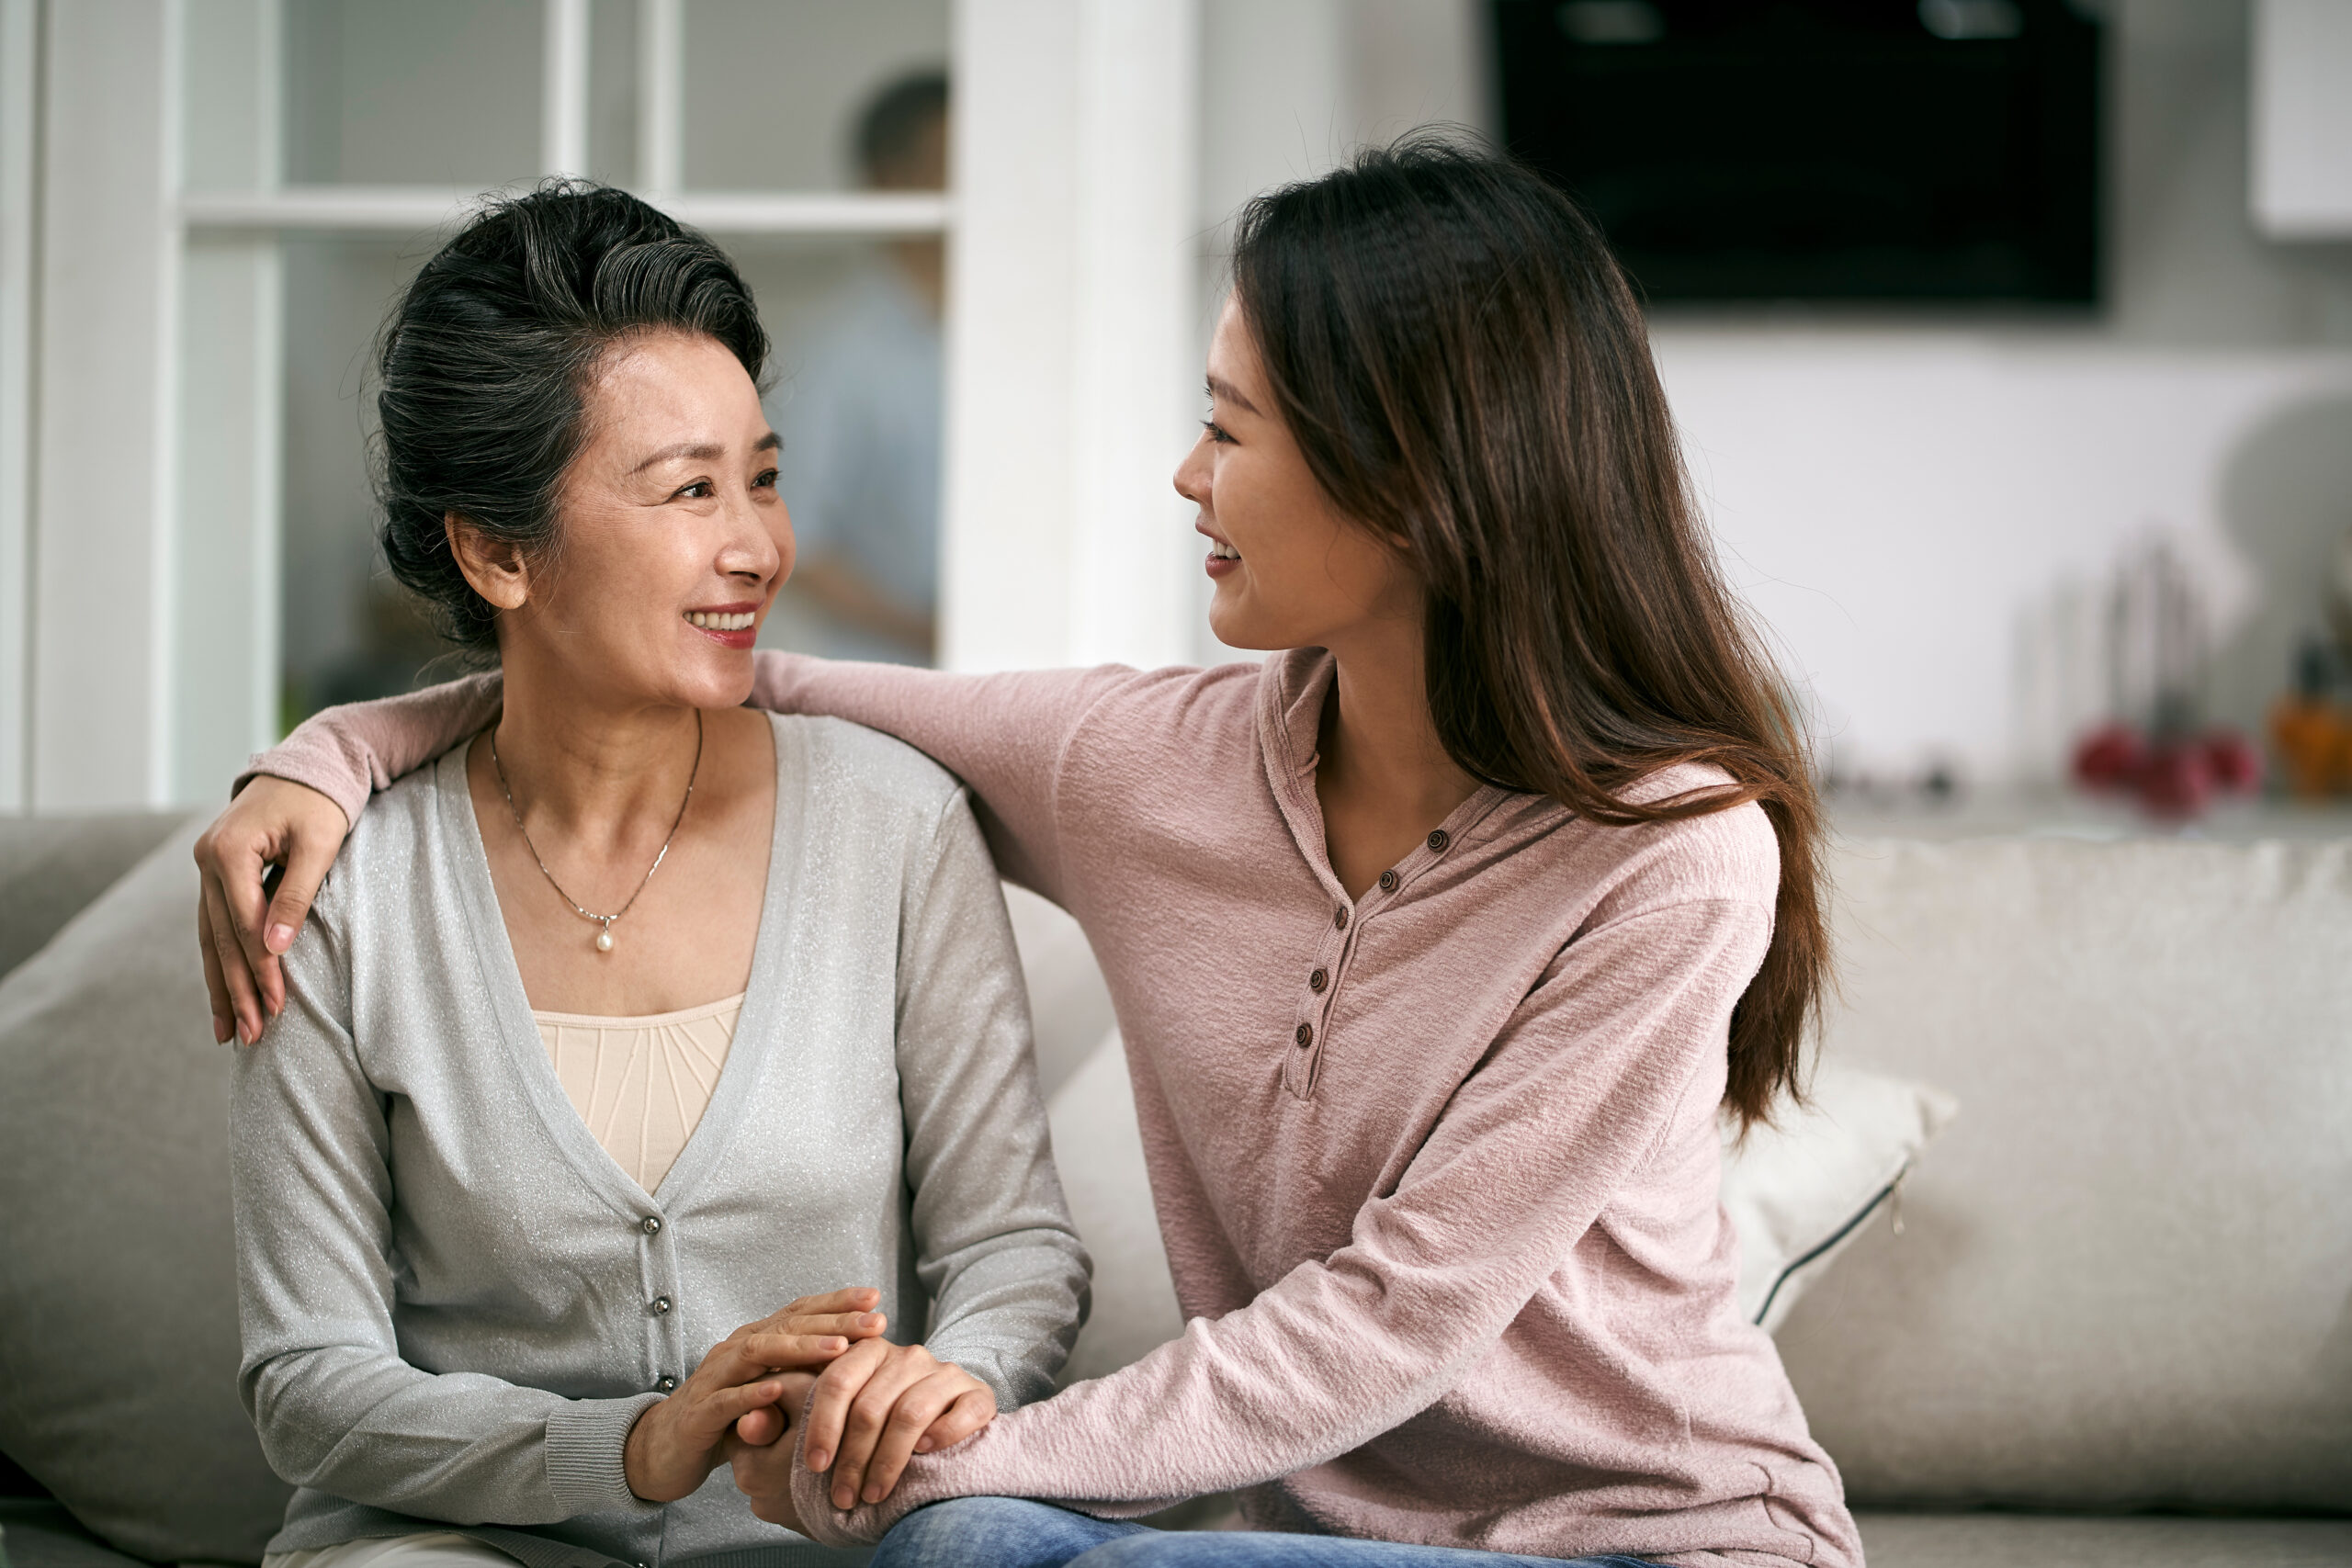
xmin=232 ymin=714 xmax=1090 ymax=1568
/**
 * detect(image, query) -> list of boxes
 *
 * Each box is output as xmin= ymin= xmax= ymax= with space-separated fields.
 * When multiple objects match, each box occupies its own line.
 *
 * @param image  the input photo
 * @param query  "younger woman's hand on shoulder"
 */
xmin=193 ymin=775 xmax=351 ymax=1045
xmin=801 ymin=1339 xmax=997 ymax=1511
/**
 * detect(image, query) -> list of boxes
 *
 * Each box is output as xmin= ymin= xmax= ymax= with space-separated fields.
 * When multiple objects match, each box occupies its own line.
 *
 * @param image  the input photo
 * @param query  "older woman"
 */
xmin=230 ymin=184 xmax=1087 ymax=1568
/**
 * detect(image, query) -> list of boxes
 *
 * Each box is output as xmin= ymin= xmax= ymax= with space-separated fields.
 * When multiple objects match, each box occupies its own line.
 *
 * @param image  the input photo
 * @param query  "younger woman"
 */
xmin=202 ymin=141 xmax=1858 ymax=1567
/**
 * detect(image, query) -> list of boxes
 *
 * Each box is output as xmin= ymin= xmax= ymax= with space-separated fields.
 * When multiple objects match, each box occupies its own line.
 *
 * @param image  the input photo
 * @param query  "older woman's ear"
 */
xmin=445 ymin=512 xmax=533 ymax=611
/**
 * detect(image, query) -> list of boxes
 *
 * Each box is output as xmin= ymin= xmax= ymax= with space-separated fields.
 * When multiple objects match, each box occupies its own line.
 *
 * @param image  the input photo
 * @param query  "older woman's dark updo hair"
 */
xmin=375 ymin=180 xmax=769 ymax=650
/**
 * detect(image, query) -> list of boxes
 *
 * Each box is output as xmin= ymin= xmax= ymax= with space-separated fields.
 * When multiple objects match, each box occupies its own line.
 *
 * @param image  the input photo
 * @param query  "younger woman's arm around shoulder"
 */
xmin=747 ymin=652 xmax=1142 ymax=897
xmin=239 ymin=672 xmax=506 ymax=829
xmin=198 ymin=672 xmax=502 ymax=1045
xmin=783 ymin=780 xmax=1092 ymax=1512
xmin=198 ymin=653 xmax=1136 ymax=1045
xmin=232 ymin=881 xmax=832 ymax=1523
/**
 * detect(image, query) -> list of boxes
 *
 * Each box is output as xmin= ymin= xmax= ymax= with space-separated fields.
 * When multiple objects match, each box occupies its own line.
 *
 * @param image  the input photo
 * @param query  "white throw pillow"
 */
xmin=1720 ymin=1063 xmax=1960 ymax=1333
xmin=1045 ymin=1032 xmax=1186 ymax=1385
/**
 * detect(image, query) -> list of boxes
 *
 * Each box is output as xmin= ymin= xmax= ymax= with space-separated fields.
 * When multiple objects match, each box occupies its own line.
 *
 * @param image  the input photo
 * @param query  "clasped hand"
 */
xmin=620 ymin=1287 xmax=996 ymax=1529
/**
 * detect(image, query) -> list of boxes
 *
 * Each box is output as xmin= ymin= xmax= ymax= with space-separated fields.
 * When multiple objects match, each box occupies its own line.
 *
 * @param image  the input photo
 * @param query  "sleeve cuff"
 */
xmin=747 ymin=649 xmax=801 ymax=714
xmin=789 ymin=1388 xmax=935 ymax=1548
xmin=546 ymin=1392 xmax=666 ymax=1515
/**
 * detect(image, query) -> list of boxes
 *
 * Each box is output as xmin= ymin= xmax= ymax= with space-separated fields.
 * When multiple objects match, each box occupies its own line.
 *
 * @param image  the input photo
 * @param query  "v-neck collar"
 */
xmin=1254 ymin=648 xmax=1512 ymax=911
xmin=435 ymin=713 xmax=807 ymax=1216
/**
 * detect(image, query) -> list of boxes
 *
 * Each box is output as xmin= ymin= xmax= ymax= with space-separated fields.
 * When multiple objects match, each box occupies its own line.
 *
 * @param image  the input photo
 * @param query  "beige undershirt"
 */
xmin=531 ymin=992 xmax=744 ymax=1193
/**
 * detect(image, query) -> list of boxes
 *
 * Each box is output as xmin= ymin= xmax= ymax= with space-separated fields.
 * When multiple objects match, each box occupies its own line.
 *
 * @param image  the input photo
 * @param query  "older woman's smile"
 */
xmin=687 ymin=603 xmax=762 ymax=646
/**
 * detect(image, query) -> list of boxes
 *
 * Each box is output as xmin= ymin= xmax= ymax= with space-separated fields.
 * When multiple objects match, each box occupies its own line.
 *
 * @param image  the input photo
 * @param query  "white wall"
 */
xmin=1194 ymin=0 xmax=2352 ymax=785
xmin=1190 ymin=0 xmax=1490 ymax=662
xmin=1661 ymin=333 xmax=2352 ymax=784
xmin=938 ymin=0 xmax=1200 ymax=674
xmin=1197 ymin=0 xmax=1487 ymax=229
xmin=29 ymin=0 xmax=179 ymax=809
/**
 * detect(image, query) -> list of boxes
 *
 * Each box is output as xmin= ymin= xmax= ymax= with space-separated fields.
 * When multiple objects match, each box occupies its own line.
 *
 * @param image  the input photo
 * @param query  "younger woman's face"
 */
xmin=491 ymin=330 xmax=791 ymax=707
xmin=1173 ymin=297 xmax=1419 ymax=653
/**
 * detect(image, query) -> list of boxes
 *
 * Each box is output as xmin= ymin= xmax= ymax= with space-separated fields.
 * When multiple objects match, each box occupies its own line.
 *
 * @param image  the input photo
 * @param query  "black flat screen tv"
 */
xmin=1492 ymin=0 xmax=2102 ymax=304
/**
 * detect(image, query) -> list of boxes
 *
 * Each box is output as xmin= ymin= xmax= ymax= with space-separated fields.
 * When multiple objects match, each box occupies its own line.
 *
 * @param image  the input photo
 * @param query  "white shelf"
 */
xmin=177 ymin=186 xmax=952 ymax=236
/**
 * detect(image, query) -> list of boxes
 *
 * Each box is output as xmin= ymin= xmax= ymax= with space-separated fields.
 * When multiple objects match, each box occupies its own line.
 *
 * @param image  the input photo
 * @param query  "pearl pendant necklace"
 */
xmin=490 ymin=712 xmax=703 ymax=955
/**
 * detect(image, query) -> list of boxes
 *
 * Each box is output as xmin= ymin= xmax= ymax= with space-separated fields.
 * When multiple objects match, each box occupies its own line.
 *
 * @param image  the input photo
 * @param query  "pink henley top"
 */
xmin=252 ymin=649 xmax=1859 ymax=1568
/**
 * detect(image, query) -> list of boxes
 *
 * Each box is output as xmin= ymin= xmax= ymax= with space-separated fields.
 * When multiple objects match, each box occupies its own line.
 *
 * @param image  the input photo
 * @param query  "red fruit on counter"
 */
xmin=2137 ymin=741 xmax=2214 ymax=818
xmin=2202 ymin=729 xmax=2262 ymax=794
xmin=2072 ymin=724 xmax=2144 ymax=791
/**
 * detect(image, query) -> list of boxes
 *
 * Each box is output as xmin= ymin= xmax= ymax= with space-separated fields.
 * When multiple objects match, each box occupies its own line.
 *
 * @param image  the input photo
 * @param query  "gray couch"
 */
xmin=1 ymin=813 xmax=2346 ymax=1568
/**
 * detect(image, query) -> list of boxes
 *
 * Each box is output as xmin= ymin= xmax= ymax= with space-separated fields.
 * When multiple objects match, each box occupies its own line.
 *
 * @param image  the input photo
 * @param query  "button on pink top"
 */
xmin=254 ymin=648 xmax=1858 ymax=1568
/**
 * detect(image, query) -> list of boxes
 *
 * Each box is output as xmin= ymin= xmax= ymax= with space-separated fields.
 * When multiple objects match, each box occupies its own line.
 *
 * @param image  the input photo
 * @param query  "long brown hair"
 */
xmin=1230 ymin=135 xmax=1825 ymax=1128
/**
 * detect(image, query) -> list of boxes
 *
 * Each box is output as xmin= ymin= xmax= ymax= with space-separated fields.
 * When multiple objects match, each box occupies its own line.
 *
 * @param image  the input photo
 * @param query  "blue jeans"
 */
xmin=867 ymin=1496 xmax=1658 ymax=1568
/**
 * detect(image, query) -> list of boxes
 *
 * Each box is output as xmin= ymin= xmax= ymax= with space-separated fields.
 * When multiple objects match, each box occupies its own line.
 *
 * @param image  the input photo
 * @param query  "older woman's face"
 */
xmin=512 ymin=330 xmax=790 ymax=707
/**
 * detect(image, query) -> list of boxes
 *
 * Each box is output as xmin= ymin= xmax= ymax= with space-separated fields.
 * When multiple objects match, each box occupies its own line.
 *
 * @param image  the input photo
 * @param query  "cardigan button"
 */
xmin=1427 ymin=829 xmax=1450 ymax=853
xmin=654 ymin=1378 xmax=675 ymax=1394
xmin=1308 ymin=967 xmax=1329 ymax=993
xmin=1332 ymin=908 xmax=1349 ymax=931
xmin=1295 ymin=1022 xmax=1314 ymax=1049
xmin=651 ymin=1295 xmax=673 ymax=1315
xmin=1377 ymin=870 xmax=1398 ymax=893
xmin=640 ymin=1215 xmax=662 ymax=1236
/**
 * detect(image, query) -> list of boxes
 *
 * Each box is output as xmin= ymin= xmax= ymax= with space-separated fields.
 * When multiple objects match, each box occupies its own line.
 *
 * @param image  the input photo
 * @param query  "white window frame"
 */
xmin=0 ymin=0 xmax=39 ymax=810
xmin=3 ymin=0 xmax=1198 ymax=809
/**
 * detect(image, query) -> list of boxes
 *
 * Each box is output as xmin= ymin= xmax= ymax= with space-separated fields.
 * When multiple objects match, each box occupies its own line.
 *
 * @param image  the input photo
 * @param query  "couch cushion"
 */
xmin=1852 ymin=1511 xmax=2352 ymax=1568
xmin=0 ymin=1502 xmax=152 ymax=1568
xmin=1781 ymin=838 xmax=2352 ymax=1512
xmin=0 ymin=819 xmax=292 ymax=1563
xmin=0 ymin=813 xmax=188 ymax=982
xmin=1002 ymin=884 xmax=1117 ymax=1102
xmin=1045 ymin=1031 xmax=1183 ymax=1386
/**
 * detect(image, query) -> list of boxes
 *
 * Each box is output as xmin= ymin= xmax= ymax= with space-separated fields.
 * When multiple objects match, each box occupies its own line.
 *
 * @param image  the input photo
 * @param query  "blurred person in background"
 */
xmin=768 ymin=71 xmax=948 ymax=664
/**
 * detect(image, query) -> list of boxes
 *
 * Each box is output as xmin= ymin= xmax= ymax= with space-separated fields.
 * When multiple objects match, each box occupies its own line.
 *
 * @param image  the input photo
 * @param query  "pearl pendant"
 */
xmin=595 ymin=927 xmax=615 ymax=953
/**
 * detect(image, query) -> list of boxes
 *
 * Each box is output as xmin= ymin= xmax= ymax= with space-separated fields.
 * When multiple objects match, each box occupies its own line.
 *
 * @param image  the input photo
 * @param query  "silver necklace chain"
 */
xmin=489 ymin=710 xmax=703 ymax=953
